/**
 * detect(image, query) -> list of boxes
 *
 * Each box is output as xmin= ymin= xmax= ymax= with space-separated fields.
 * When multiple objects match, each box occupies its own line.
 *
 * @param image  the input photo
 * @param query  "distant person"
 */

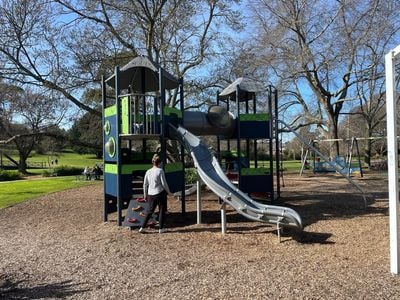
xmin=93 ymin=164 xmax=102 ymax=180
xmin=304 ymin=160 xmax=310 ymax=169
xmin=83 ymin=166 xmax=91 ymax=180
xmin=139 ymin=154 xmax=172 ymax=234
xmin=55 ymin=159 xmax=58 ymax=165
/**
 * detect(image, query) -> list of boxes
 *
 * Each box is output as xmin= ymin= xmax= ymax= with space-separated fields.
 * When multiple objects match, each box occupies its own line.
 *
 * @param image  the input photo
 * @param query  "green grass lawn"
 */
xmin=2 ymin=150 xmax=102 ymax=175
xmin=0 ymin=176 xmax=100 ymax=209
xmin=26 ymin=151 xmax=101 ymax=168
xmin=249 ymin=160 xmax=302 ymax=172
xmin=4 ymin=150 xmax=102 ymax=169
xmin=281 ymin=160 xmax=302 ymax=172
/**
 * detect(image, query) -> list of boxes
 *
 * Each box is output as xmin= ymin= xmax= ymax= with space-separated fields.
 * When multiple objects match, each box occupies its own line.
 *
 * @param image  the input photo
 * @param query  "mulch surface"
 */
xmin=1 ymin=171 xmax=399 ymax=299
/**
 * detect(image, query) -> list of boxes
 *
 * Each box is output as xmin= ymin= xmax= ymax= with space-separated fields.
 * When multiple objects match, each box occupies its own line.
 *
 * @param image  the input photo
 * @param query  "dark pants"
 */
xmin=142 ymin=190 xmax=167 ymax=229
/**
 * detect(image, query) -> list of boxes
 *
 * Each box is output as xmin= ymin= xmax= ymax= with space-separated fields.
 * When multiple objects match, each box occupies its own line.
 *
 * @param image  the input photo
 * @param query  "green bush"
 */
xmin=185 ymin=168 xmax=198 ymax=184
xmin=0 ymin=169 xmax=21 ymax=181
xmin=41 ymin=170 xmax=53 ymax=177
xmin=42 ymin=165 xmax=83 ymax=177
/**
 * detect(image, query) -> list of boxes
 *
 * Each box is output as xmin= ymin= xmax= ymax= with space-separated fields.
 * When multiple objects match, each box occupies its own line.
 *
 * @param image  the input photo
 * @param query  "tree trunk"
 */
xmin=18 ymin=153 xmax=28 ymax=174
xmin=327 ymin=114 xmax=340 ymax=158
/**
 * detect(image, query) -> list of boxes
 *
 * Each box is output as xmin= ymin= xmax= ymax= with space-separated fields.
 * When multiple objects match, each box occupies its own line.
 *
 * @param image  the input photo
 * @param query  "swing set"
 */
xmin=300 ymin=137 xmax=364 ymax=177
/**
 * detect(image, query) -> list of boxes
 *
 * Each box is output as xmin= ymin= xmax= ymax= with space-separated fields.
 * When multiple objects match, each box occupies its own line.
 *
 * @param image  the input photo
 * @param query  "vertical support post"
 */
xmin=299 ymin=148 xmax=309 ymax=176
xmin=101 ymin=75 xmax=108 ymax=222
xmin=159 ymin=67 xmax=166 ymax=168
xmin=245 ymin=93 xmax=250 ymax=166
xmin=274 ymin=88 xmax=280 ymax=199
xmin=179 ymin=77 xmax=186 ymax=214
xmin=386 ymin=46 xmax=400 ymax=274
xmin=348 ymin=138 xmax=355 ymax=177
xmin=196 ymin=180 xmax=202 ymax=224
xmin=354 ymin=138 xmax=363 ymax=177
xmin=236 ymin=85 xmax=241 ymax=187
xmin=267 ymin=86 xmax=274 ymax=201
xmin=227 ymin=97 xmax=230 ymax=152
xmin=216 ymin=93 xmax=221 ymax=163
xmin=221 ymin=202 xmax=227 ymax=234
xmin=277 ymin=221 xmax=281 ymax=243
xmin=115 ymin=66 xmax=122 ymax=226
xmin=153 ymin=96 xmax=158 ymax=134
xmin=253 ymin=94 xmax=257 ymax=168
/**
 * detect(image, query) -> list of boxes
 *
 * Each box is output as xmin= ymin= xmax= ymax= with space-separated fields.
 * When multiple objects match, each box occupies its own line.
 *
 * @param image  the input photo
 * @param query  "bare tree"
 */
xmin=0 ymin=0 xmax=242 ymax=117
xmin=0 ymin=87 xmax=68 ymax=173
xmin=0 ymin=0 xmax=100 ymax=115
xmin=249 ymin=0 xmax=400 ymax=156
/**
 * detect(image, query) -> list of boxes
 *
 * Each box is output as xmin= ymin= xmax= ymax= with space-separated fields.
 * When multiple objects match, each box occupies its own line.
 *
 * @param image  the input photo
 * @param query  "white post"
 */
xmin=196 ymin=180 xmax=202 ymax=224
xmin=386 ymin=44 xmax=400 ymax=274
xmin=221 ymin=202 xmax=227 ymax=234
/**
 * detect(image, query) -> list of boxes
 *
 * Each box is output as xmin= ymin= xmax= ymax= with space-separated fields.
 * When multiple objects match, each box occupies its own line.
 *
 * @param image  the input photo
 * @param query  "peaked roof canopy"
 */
xmin=219 ymin=77 xmax=265 ymax=101
xmin=106 ymin=56 xmax=179 ymax=92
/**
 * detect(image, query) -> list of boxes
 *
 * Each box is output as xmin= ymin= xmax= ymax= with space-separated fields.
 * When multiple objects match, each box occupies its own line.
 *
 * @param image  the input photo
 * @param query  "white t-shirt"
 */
xmin=143 ymin=166 xmax=171 ymax=198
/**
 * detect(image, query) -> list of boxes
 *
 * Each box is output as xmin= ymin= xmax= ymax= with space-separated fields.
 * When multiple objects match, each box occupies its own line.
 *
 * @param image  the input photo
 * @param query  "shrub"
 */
xmin=42 ymin=165 xmax=83 ymax=177
xmin=185 ymin=168 xmax=198 ymax=184
xmin=41 ymin=170 xmax=53 ymax=177
xmin=0 ymin=169 xmax=21 ymax=181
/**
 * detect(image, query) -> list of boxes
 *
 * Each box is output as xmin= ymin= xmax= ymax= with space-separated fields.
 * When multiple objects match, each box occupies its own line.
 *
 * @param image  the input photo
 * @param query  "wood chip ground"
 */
xmin=1 ymin=172 xmax=399 ymax=299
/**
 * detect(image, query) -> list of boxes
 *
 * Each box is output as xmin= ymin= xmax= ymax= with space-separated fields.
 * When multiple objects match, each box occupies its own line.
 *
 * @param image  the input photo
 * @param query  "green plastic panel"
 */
xmin=121 ymin=97 xmax=129 ymax=134
xmin=104 ymin=105 xmax=117 ymax=117
xmin=164 ymin=107 xmax=182 ymax=118
xmin=165 ymin=162 xmax=184 ymax=173
xmin=239 ymin=113 xmax=270 ymax=121
xmin=105 ymin=163 xmax=151 ymax=175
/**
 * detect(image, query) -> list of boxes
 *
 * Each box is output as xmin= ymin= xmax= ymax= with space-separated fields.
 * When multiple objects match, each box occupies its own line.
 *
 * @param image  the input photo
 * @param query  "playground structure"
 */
xmin=101 ymin=56 xmax=303 ymax=234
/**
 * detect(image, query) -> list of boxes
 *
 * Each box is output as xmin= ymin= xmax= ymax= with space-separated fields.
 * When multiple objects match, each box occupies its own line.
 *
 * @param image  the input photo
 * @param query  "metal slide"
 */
xmin=172 ymin=125 xmax=303 ymax=229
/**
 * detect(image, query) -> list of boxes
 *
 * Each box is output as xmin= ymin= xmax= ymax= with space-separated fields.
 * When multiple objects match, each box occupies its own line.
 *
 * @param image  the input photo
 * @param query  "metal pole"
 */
xmin=245 ymin=93 xmax=250 ymax=166
xmin=300 ymin=148 xmax=309 ymax=176
xmin=386 ymin=45 xmax=400 ymax=274
xmin=221 ymin=202 xmax=226 ymax=234
xmin=274 ymin=88 xmax=280 ymax=198
xmin=159 ymin=67 xmax=166 ymax=168
xmin=227 ymin=97 xmax=230 ymax=152
xmin=354 ymin=138 xmax=363 ymax=177
xmin=101 ymin=75 xmax=108 ymax=222
xmin=267 ymin=87 xmax=274 ymax=200
xmin=216 ymin=92 xmax=221 ymax=164
xmin=348 ymin=138 xmax=355 ymax=177
xmin=236 ymin=85 xmax=241 ymax=188
xmin=179 ymin=77 xmax=186 ymax=214
xmin=196 ymin=180 xmax=202 ymax=224
xmin=253 ymin=94 xmax=257 ymax=168
xmin=115 ymin=66 xmax=122 ymax=226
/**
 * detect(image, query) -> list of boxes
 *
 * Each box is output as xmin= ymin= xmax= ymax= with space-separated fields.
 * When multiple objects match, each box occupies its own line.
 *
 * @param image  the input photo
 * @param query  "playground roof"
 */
xmin=219 ymin=77 xmax=264 ymax=101
xmin=106 ymin=56 xmax=179 ymax=91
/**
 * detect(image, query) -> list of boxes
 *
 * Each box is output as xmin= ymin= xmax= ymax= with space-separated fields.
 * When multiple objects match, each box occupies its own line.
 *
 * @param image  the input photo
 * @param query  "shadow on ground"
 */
xmin=0 ymin=276 xmax=89 ymax=299
xmin=277 ymin=189 xmax=388 ymax=228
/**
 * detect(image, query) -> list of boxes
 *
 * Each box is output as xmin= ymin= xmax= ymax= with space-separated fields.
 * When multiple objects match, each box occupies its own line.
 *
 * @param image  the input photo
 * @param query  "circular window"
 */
xmin=104 ymin=120 xmax=111 ymax=135
xmin=105 ymin=137 xmax=116 ymax=158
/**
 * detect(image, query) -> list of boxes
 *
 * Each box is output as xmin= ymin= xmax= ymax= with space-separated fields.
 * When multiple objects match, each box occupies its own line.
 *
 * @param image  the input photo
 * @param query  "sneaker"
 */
xmin=138 ymin=227 xmax=145 ymax=233
xmin=158 ymin=228 xmax=167 ymax=234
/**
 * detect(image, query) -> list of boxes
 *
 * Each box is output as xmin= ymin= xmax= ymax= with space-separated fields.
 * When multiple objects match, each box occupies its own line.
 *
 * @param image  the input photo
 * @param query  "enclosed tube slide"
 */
xmin=183 ymin=105 xmax=235 ymax=137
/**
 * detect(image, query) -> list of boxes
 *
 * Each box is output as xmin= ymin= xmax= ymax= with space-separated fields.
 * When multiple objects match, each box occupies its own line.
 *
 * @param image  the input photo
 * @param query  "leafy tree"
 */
xmin=68 ymin=112 xmax=102 ymax=158
xmin=0 ymin=84 xmax=68 ymax=173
